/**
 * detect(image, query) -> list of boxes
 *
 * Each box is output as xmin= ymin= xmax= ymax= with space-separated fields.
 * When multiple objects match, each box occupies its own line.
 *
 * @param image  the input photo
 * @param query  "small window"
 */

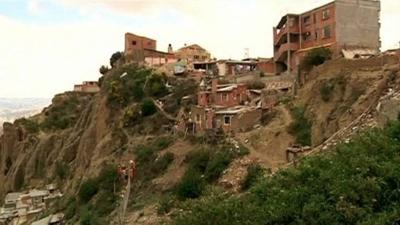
xmin=289 ymin=18 xmax=296 ymax=27
xmin=132 ymin=41 xmax=137 ymax=45
xmin=147 ymin=41 xmax=152 ymax=45
xmin=322 ymin=26 xmax=331 ymax=38
xmin=314 ymin=30 xmax=319 ymax=40
xmin=303 ymin=32 xmax=312 ymax=41
xmin=224 ymin=116 xmax=231 ymax=125
xmin=222 ymin=93 xmax=229 ymax=101
xmin=313 ymin=13 xmax=317 ymax=23
xmin=194 ymin=55 xmax=200 ymax=60
xmin=303 ymin=16 xmax=311 ymax=25
xmin=322 ymin=9 xmax=330 ymax=20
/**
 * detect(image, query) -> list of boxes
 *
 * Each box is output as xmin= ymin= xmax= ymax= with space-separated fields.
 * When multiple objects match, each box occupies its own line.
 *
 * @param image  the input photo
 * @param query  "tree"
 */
xmin=300 ymin=47 xmax=332 ymax=71
xmin=99 ymin=65 xmax=109 ymax=75
xmin=110 ymin=52 xmax=123 ymax=68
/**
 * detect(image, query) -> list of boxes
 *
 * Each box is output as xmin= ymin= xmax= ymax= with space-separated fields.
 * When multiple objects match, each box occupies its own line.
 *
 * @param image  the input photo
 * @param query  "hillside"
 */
xmin=0 ymin=54 xmax=400 ymax=224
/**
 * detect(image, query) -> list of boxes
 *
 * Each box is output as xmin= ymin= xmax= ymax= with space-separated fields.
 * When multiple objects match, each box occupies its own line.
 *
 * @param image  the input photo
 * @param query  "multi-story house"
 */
xmin=273 ymin=0 xmax=381 ymax=74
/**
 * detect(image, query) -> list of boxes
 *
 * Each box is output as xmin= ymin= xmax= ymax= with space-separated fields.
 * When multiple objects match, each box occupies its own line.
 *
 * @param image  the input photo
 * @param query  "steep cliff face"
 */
xmin=296 ymin=55 xmax=400 ymax=146
xmin=0 ymin=92 xmax=119 ymax=199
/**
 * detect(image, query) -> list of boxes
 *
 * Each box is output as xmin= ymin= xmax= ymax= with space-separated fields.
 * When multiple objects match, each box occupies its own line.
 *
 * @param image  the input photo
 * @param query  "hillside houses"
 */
xmin=0 ymin=185 xmax=62 ymax=225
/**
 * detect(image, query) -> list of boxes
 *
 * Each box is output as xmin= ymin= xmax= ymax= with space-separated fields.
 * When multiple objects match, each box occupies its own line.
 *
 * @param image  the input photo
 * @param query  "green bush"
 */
xmin=246 ymin=80 xmax=266 ymax=90
xmin=99 ymin=65 xmax=109 ymax=75
xmin=80 ymin=208 xmax=99 ymax=225
xmin=204 ymin=150 xmax=233 ymax=182
xmin=79 ymin=179 xmax=99 ymax=203
xmin=41 ymin=95 xmax=81 ymax=130
xmin=185 ymin=149 xmax=211 ymax=173
xmin=173 ymin=121 xmax=400 ymax=225
xmin=18 ymin=118 xmax=39 ymax=133
xmin=320 ymin=81 xmax=335 ymax=102
xmin=300 ymin=47 xmax=332 ymax=71
xmin=110 ymin=51 xmax=123 ymax=67
xmin=55 ymin=162 xmax=70 ymax=180
xmin=144 ymin=74 xmax=168 ymax=98
xmin=157 ymin=194 xmax=175 ymax=215
xmin=141 ymin=98 xmax=157 ymax=117
xmin=151 ymin=152 xmax=175 ymax=175
xmin=176 ymin=168 xmax=205 ymax=200
xmin=288 ymin=106 xmax=312 ymax=146
xmin=64 ymin=197 xmax=77 ymax=220
xmin=241 ymin=164 xmax=264 ymax=191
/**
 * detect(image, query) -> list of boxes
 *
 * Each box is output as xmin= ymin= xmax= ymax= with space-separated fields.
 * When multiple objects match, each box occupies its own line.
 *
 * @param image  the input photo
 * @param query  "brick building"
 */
xmin=273 ymin=0 xmax=381 ymax=74
xmin=124 ymin=32 xmax=176 ymax=66
xmin=73 ymin=81 xmax=100 ymax=93
xmin=175 ymin=44 xmax=211 ymax=63
xmin=198 ymin=79 xmax=248 ymax=108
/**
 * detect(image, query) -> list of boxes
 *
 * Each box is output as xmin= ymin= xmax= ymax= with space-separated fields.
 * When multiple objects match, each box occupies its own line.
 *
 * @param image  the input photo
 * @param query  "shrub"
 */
xmin=40 ymin=95 xmax=80 ymax=130
xmin=204 ymin=150 xmax=233 ymax=182
xmin=18 ymin=118 xmax=39 ymax=133
xmin=176 ymin=168 xmax=205 ymax=200
xmin=64 ymin=197 xmax=77 ymax=220
xmin=241 ymin=164 xmax=264 ymax=191
xmin=320 ymin=81 xmax=335 ymax=102
xmin=246 ymin=80 xmax=266 ymax=90
xmin=141 ymin=98 xmax=157 ymax=117
xmin=186 ymin=149 xmax=211 ymax=173
xmin=288 ymin=106 xmax=312 ymax=146
xmin=172 ymin=121 xmax=400 ymax=225
xmin=110 ymin=51 xmax=123 ymax=67
xmin=55 ymin=162 xmax=70 ymax=180
xmin=99 ymin=65 xmax=110 ymax=75
xmin=80 ymin=208 xmax=99 ymax=225
xmin=300 ymin=47 xmax=332 ymax=71
xmin=144 ymin=74 xmax=168 ymax=98
xmin=151 ymin=152 xmax=175 ymax=175
xmin=79 ymin=179 xmax=99 ymax=203
xmin=97 ymin=164 xmax=120 ymax=192
xmin=157 ymin=194 xmax=175 ymax=215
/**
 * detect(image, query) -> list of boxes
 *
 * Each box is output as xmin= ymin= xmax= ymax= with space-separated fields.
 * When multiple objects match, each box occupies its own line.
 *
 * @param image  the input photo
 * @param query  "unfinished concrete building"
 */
xmin=273 ymin=0 xmax=381 ymax=74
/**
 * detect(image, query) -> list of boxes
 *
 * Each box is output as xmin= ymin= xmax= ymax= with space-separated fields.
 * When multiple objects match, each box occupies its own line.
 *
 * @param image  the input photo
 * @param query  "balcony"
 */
xmin=274 ymin=42 xmax=300 ymax=62
xmin=274 ymin=26 xmax=300 ymax=45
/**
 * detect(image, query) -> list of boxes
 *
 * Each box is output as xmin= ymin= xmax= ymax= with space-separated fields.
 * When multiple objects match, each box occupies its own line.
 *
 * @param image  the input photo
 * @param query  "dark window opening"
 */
xmin=323 ymin=26 xmax=331 ymax=38
xmin=224 ymin=116 xmax=231 ymax=125
xmin=132 ymin=41 xmax=137 ymax=45
xmin=322 ymin=9 xmax=330 ymax=20
xmin=303 ymin=16 xmax=311 ymax=25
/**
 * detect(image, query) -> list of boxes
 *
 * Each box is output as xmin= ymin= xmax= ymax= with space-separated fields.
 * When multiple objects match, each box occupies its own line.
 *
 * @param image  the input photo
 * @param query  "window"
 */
xmin=303 ymin=16 xmax=311 ymax=25
xmin=194 ymin=55 xmax=200 ymax=60
xmin=315 ymin=29 xmax=319 ymax=40
xmin=303 ymin=32 xmax=312 ymax=41
xmin=322 ymin=26 xmax=331 ymax=38
xmin=132 ymin=41 xmax=137 ymax=45
xmin=313 ymin=13 xmax=317 ymax=24
xmin=196 ymin=114 xmax=201 ymax=122
xmin=322 ymin=9 xmax=330 ymax=20
xmin=224 ymin=116 xmax=231 ymax=125
xmin=289 ymin=18 xmax=296 ymax=27
xmin=222 ymin=93 xmax=229 ymax=101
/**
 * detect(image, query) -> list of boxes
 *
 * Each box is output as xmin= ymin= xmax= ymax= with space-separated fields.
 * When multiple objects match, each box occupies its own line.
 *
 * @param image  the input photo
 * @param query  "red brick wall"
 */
xmin=300 ymin=3 xmax=336 ymax=50
xmin=125 ymin=33 xmax=156 ymax=55
xmin=257 ymin=61 xmax=275 ymax=74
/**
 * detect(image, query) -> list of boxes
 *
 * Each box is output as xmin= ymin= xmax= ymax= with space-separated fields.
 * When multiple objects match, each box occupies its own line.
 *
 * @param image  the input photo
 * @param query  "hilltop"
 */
xmin=0 ymin=51 xmax=399 ymax=224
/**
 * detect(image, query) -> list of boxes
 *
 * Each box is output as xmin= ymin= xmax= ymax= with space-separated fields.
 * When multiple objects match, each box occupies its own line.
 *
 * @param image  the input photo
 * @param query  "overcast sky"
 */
xmin=1 ymin=0 xmax=399 ymax=98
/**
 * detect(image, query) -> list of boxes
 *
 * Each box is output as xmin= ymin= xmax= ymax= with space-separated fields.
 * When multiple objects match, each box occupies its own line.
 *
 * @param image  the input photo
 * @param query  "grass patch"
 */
xmin=288 ymin=106 xmax=312 ymax=146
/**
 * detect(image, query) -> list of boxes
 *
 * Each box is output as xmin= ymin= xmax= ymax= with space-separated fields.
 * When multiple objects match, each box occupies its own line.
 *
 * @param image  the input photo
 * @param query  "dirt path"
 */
xmin=236 ymin=104 xmax=294 ymax=170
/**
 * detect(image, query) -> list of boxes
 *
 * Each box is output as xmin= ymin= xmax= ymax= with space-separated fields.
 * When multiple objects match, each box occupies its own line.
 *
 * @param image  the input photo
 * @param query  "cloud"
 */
xmin=27 ymin=0 xmax=43 ymax=14
xmin=1 ymin=0 xmax=400 ymax=98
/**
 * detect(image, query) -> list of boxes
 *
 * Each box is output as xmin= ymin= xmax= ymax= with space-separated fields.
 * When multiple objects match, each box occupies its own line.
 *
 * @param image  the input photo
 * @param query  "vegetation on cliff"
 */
xmin=172 ymin=121 xmax=400 ymax=225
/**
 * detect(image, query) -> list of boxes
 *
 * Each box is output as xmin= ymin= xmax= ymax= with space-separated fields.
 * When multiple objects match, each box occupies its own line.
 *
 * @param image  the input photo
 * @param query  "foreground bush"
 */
xmin=300 ymin=47 xmax=332 ymax=71
xmin=288 ymin=106 xmax=312 ymax=146
xmin=172 ymin=121 xmax=400 ymax=225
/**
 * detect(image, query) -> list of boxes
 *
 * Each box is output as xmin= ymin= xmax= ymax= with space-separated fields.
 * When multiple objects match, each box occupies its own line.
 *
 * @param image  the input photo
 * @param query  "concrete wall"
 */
xmin=216 ymin=109 xmax=262 ymax=133
xmin=335 ymin=0 xmax=380 ymax=51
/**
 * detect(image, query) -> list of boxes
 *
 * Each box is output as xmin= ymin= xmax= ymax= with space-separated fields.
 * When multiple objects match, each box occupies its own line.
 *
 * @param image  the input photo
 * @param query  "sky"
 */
xmin=0 ymin=0 xmax=399 ymax=98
